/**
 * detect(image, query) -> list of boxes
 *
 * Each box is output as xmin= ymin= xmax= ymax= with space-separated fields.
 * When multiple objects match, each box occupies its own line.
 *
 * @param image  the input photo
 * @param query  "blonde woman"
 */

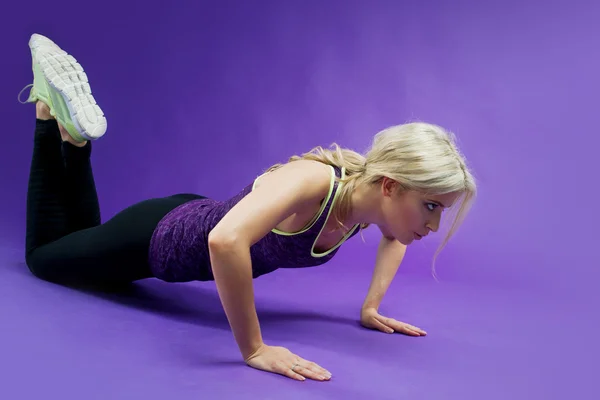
xmin=20 ymin=34 xmax=476 ymax=382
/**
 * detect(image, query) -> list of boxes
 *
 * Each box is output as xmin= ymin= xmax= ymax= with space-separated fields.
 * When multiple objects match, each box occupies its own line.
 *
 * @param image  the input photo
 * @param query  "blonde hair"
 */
xmin=266 ymin=122 xmax=477 ymax=276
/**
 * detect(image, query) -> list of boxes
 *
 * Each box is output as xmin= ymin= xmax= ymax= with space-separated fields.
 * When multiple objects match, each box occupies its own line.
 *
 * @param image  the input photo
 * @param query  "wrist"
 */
xmin=242 ymin=340 xmax=266 ymax=362
xmin=362 ymin=300 xmax=380 ymax=311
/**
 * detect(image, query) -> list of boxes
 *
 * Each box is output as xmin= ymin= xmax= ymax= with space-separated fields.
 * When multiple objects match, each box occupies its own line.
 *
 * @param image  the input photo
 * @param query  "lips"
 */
xmin=414 ymin=232 xmax=422 ymax=240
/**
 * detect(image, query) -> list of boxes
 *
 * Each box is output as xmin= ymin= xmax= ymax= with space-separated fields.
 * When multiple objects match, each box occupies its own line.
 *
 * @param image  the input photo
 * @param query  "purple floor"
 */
xmin=0 ymin=243 xmax=595 ymax=399
xmin=1 ymin=0 xmax=599 ymax=398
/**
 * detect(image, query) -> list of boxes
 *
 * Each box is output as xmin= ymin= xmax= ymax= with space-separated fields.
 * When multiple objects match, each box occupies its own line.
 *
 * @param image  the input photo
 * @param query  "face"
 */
xmin=377 ymin=178 xmax=461 ymax=245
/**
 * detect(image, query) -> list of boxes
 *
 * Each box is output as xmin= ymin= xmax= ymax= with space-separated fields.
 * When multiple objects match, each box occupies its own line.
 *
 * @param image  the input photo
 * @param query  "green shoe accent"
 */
xmin=18 ymin=33 xmax=107 ymax=142
xmin=18 ymin=53 xmax=52 ymax=106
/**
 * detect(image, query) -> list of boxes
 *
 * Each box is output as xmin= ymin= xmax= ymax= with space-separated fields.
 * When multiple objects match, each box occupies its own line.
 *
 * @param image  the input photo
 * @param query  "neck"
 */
xmin=343 ymin=181 xmax=382 ymax=227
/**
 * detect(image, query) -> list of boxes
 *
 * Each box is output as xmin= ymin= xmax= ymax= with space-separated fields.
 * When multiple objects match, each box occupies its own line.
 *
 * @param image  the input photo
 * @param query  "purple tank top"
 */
xmin=148 ymin=165 xmax=360 ymax=282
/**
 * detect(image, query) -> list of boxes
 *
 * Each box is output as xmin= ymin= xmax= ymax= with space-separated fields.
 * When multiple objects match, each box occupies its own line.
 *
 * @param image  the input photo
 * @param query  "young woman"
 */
xmin=19 ymin=34 xmax=476 ymax=382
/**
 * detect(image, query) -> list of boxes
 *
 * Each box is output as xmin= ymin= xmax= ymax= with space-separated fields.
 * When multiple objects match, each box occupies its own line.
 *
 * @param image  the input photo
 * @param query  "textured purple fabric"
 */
xmin=148 ymin=165 xmax=360 ymax=282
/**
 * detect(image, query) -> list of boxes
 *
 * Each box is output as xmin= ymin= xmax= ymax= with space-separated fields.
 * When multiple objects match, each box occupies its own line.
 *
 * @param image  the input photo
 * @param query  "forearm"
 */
xmin=209 ymin=240 xmax=263 ymax=360
xmin=362 ymin=236 xmax=406 ymax=310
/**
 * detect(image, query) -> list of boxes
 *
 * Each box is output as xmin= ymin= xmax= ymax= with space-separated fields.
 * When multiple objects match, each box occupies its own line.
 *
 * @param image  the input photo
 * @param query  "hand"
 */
xmin=245 ymin=343 xmax=332 ymax=382
xmin=360 ymin=307 xmax=427 ymax=336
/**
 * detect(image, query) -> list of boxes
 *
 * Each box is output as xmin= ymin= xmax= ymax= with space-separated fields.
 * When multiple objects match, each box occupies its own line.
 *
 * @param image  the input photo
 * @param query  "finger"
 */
xmin=399 ymin=327 xmax=422 ymax=336
xmin=404 ymin=324 xmax=427 ymax=335
xmin=371 ymin=317 xmax=395 ymax=334
xmin=395 ymin=324 xmax=425 ymax=336
xmin=394 ymin=322 xmax=426 ymax=335
xmin=279 ymin=362 xmax=306 ymax=381
xmin=283 ymin=369 xmax=306 ymax=381
xmin=292 ymin=364 xmax=329 ymax=381
xmin=373 ymin=315 xmax=397 ymax=333
xmin=379 ymin=316 xmax=426 ymax=336
xmin=298 ymin=360 xmax=332 ymax=380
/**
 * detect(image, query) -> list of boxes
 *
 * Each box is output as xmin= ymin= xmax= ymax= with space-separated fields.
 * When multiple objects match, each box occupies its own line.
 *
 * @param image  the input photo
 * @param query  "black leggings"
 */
xmin=25 ymin=119 xmax=204 ymax=286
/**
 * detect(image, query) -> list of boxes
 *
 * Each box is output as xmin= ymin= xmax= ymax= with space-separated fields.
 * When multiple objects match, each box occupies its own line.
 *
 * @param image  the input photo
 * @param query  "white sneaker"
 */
xmin=18 ymin=33 xmax=107 ymax=141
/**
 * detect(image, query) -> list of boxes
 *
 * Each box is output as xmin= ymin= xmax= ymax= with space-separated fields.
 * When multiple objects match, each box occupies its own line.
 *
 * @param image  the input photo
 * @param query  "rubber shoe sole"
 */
xmin=29 ymin=33 xmax=107 ymax=141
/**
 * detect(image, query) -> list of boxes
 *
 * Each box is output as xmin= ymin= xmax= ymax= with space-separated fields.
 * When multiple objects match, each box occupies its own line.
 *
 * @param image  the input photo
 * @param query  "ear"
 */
xmin=381 ymin=177 xmax=399 ymax=197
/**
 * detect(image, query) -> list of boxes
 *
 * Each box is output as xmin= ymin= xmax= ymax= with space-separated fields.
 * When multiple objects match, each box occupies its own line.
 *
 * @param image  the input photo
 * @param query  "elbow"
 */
xmin=208 ymin=229 xmax=246 ymax=252
xmin=208 ymin=230 xmax=252 ymax=277
xmin=208 ymin=229 xmax=234 ymax=250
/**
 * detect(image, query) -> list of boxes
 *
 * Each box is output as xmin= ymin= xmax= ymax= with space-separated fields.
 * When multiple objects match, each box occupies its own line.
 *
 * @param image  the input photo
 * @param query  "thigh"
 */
xmin=26 ymin=195 xmax=200 ymax=285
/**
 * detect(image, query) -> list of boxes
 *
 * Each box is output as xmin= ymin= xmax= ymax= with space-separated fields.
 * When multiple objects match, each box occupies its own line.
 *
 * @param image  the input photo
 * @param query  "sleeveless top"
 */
xmin=147 ymin=165 xmax=360 ymax=282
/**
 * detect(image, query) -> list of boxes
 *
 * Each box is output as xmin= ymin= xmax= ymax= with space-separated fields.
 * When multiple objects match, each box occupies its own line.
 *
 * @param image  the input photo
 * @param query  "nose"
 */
xmin=425 ymin=224 xmax=438 ymax=234
xmin=426 ymin=215 xmax=441 ymax=233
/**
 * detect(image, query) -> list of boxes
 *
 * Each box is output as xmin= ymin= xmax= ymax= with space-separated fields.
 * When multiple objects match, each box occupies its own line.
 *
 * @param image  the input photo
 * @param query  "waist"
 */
xmin=147 ymin=198 xmax=217 ymax=281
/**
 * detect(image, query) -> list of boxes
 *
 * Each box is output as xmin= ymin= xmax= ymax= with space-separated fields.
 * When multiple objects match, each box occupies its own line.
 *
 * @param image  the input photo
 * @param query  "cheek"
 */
xmin=402 ymin=201 xmax=426 ymax=229
xmin=384 ymin=200 xmax=419 ymax=230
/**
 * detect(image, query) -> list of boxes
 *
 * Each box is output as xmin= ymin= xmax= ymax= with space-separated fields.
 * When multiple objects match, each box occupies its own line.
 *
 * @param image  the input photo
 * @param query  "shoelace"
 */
xmin=17 ymin=84 xmax=34 ymax=104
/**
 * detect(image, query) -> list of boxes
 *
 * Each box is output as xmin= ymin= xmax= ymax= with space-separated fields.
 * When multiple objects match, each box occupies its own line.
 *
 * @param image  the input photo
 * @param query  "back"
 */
xmin=148 ymin=163 xmax=360 ymax=282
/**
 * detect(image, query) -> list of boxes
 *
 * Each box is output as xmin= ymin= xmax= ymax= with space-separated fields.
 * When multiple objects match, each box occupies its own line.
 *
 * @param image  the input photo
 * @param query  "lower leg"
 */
xmin=63 ymin=139 xmax=102 ymax=232
xmin=25 ymin=102 xmax=69 ymax=256
xmin=26 ymin=102 xmax=101 ymax=253
xmin=38 ymin=101 xmax=101 ymax=231
xmin=59 ymin=119 xmax=102 ymax=233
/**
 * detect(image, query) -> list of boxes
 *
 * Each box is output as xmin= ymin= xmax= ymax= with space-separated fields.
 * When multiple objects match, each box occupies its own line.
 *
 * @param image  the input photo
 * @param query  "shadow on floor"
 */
xmin=11 ymin=260 xmax=362 ymax=331
xmin=4 ymin=260 xmax=449 ymax=368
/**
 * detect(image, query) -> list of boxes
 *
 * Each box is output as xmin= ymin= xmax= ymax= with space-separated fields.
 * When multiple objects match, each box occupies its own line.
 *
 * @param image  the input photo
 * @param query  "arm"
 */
xmin=361 ymin=235 xmax=406 ymax=311
xmin=360 ymin=233 xmax=427 ymax=336
xmin=208 ymin=160 xmax=332 ymax=360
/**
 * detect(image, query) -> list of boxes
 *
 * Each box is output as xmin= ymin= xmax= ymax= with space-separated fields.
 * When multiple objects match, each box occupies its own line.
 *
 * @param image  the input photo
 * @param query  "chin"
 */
xmin=402 ymin=231 xmax=421 ymax=245
xmin=396 ymin=236 xmax=413 ymax=246
xmin=378 ymin=225 xmax=413 ymax=245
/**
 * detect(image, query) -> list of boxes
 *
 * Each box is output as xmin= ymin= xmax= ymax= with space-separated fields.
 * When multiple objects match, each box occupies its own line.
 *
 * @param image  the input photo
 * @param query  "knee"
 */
xmin=25 ymin=250 xmax=58 ymax=282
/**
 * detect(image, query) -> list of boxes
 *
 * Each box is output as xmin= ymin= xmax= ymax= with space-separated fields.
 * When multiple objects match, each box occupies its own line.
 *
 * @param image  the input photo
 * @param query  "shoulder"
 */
xmin=255 ymin=160 xmax=333 ymax=196
xmin=210 ymin=160 xmax=334 ymax=245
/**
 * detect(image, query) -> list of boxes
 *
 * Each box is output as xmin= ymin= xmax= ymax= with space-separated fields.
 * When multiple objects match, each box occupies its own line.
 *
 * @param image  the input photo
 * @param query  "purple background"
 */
xmin=0 ymin=0 xmax=597 ymax=399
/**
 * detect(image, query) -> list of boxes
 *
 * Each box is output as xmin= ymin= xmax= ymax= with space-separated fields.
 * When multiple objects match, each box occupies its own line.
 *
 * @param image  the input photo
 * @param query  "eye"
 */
xmin=425 ymin=202 xmax=438 ymax=212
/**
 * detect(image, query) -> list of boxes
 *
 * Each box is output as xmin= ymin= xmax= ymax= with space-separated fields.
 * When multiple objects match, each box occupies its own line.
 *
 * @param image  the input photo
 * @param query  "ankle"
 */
xmin=36 ymin=101 xmax=53 ymax=120
xmin=64 ymin=136 xmax=88 ymax=148
xmin=57 ymin=122 xmax=87 ymax=147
